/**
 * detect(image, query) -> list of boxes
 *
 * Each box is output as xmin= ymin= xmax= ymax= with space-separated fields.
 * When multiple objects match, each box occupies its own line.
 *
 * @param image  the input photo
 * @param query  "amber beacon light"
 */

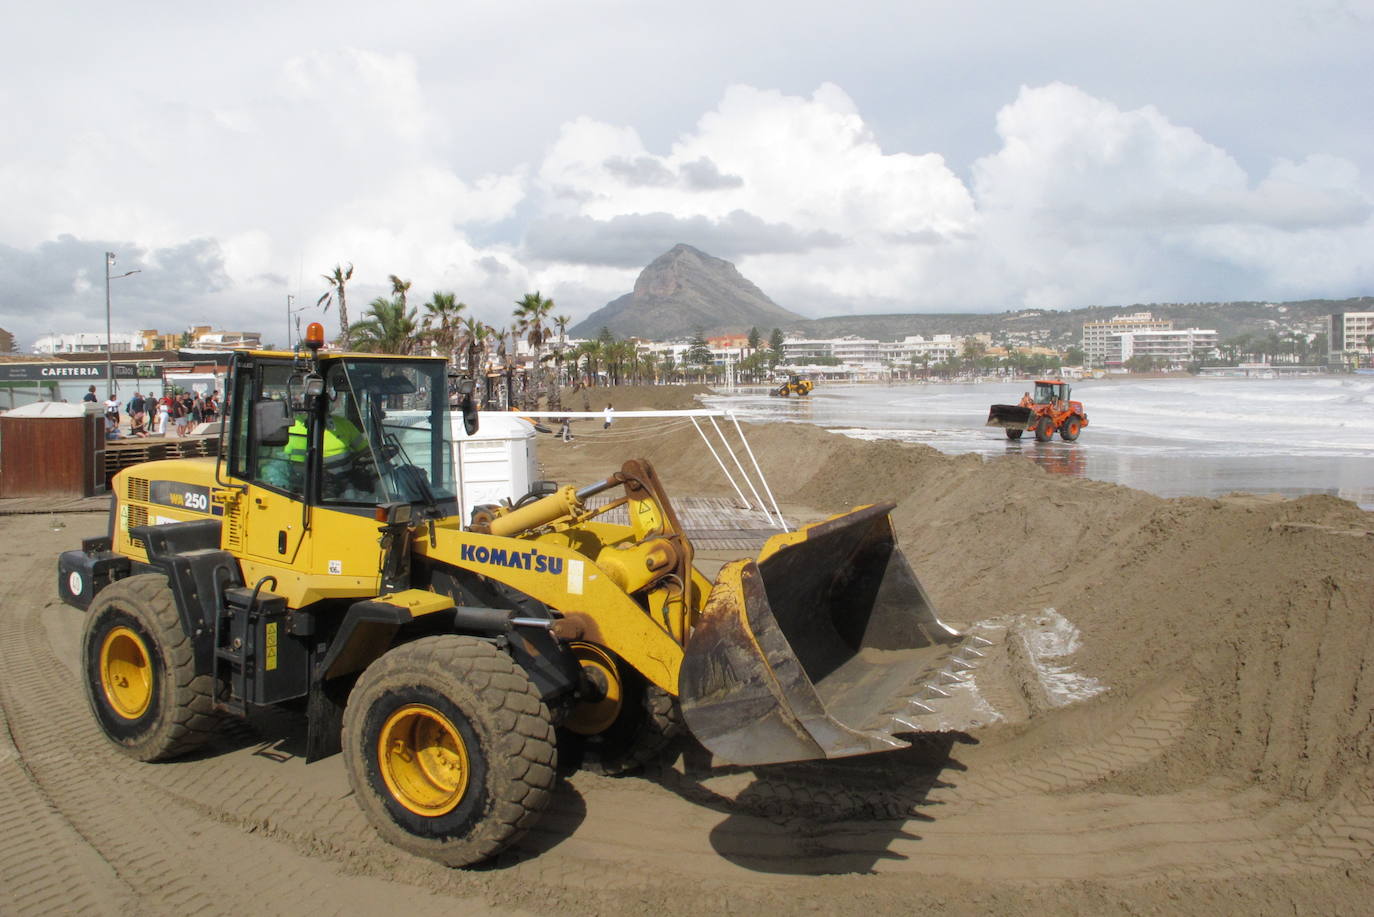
xmin=304 ymin=322 xmax=326 ymax=350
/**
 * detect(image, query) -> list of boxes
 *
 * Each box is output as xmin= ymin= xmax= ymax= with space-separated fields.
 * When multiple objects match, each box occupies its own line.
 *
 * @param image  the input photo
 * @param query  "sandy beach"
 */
xmin=2 ymin=383 xmax=1372 ymax=916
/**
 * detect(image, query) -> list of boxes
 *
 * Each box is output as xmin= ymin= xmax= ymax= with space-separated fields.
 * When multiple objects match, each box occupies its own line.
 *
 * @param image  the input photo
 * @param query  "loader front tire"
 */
xmin=1034 ymin=416 xmax=1055 ymax=442
xmin=343 ymin=636 xmax=557 ymax=867
xmin=570 ymin=658 xmax=682 ymax=777
xmin=1004 ymin=428 xmax=1024 ymax=440
xmin=1059 ymin=417 xmax=1082 ymax=442
xmin=82 ymin=573 xmax=220 ymax=761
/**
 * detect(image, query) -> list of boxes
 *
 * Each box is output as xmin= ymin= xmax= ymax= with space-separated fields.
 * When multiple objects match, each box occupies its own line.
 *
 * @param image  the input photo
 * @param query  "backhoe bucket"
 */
xmin=679 ymin=503 xmax=993 ymax=766
xmin=986 ymin=403 xmax=1034 ymax=430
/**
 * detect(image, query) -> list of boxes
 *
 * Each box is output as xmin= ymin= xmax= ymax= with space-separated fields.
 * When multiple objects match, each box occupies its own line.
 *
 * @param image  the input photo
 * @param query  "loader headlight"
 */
xmin=376 ymin=502 xmax=412 ymax=525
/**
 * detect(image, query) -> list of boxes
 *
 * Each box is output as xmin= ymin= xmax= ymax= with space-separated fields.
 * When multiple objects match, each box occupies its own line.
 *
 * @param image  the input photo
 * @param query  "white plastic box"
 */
xmin=449 ymin=411 xmax=539 ymax=523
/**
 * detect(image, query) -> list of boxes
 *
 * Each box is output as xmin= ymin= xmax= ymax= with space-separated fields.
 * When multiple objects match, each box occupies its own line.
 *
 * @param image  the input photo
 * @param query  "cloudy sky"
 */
xmin=1 ymin=0 xmax=1371 ymax=349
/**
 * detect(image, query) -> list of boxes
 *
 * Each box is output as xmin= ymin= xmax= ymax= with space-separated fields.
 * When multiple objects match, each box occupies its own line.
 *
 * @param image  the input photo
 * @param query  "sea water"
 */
xmin=702 ymin=377 xmax=1374 ymax=509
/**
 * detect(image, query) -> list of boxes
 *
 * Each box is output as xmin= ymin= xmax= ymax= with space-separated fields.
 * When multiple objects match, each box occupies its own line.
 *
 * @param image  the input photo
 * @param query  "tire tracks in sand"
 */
xmin=0 ymin=518 xmax=511 ymax=917
xmin=3 ymin=513 xmax=1373 ymax=912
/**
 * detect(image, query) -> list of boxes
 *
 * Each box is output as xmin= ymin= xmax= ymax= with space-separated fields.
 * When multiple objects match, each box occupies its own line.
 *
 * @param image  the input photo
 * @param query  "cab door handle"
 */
xmin=277 ymin=531 xmax=287 ymax=554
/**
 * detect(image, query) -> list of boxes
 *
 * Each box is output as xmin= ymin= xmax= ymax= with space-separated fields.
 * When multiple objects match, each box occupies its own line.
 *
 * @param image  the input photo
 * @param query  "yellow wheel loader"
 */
xmin=58 ymin=323 xmax=993 ymax=866
xmin=769 ymin=373 xmax=813 ymax=397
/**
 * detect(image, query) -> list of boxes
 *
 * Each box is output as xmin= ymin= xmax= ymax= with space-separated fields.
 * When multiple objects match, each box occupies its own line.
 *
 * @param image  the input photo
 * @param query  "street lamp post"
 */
xmin=104 ymin=252 xmax=140 ymax=397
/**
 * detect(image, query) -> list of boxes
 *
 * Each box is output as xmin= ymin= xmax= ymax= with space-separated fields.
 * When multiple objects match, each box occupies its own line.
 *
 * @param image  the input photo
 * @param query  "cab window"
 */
xmin=230 ymin=363 xmax=304 ymax=496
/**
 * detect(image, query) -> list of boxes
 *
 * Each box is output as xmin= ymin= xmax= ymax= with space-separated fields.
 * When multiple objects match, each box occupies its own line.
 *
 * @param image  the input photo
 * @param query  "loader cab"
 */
xmin=227 ymin=351 xmax=464 ymax=519
xmin=1033 ymin=380 xmax=1069 ymax=405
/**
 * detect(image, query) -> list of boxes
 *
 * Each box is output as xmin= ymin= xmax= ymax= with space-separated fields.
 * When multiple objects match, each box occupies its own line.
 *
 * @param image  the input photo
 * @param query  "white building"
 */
xmin=192 ymin=330 xmax=262 ymax=349
xmin=1107 ymin=328 xmax=1218 ymax=368
xmin=880 ymin=335 xmax=961 ymax=366
xmin=32 ymin=331 xmax=145 ymax=354
xmin=1082 ymin=313 xmax=1173 ymax=367
xmin=1329 ymin=311 xmax=1374 ymax=365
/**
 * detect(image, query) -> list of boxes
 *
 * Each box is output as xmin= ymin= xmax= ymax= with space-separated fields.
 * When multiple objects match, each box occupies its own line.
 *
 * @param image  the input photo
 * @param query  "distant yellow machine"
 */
xmin=770 ymin=373 xmax=814 ymax=397
xmin=59 ymin=323 xmax=987 ymax=867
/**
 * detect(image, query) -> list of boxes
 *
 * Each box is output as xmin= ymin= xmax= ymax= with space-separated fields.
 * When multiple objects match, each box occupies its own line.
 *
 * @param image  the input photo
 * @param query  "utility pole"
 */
xmin=104 ymin=252 xmax=141 ymax=397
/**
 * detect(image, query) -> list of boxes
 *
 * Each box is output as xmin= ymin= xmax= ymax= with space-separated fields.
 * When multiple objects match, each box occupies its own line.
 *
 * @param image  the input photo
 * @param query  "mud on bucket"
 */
xmin=679 ymin=502 xmax=965 ymax=766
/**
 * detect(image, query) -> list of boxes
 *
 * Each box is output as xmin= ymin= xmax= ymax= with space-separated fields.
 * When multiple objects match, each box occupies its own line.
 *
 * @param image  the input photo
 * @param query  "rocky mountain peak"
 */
xmin=570 ymin=245 xmax=802 ymax=340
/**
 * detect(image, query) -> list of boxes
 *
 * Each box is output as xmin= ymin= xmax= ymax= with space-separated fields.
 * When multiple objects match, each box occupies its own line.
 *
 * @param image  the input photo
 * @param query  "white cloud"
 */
xmin=2 ymin=61 xmax=1372 ymax=351
xmin=963 ymin=83 xmax=1374 ymax=306
xmin=537 ymin=84 xmax=976 ymax=242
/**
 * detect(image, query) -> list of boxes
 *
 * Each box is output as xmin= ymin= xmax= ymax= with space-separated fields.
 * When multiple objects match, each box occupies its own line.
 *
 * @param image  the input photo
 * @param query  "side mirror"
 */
xmin=461 ymin=394 xmax=479 ymax=437
xmin=254 ymin=400 xmax=293 ymax=446
xmin=288 ymin=372 xmax=325 ymax=412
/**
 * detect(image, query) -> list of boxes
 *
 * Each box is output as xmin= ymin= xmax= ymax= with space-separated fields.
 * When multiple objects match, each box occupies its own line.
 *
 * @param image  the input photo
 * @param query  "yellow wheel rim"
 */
xmin=100 ymin=626 xmax=153 ymax=719
xmin=564 ymin=643 xmax=623 ymax=736
xmin=378 ymin=704 xmax=470 ymax=817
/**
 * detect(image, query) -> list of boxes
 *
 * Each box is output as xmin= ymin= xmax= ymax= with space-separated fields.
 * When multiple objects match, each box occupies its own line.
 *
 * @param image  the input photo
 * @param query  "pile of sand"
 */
xmin=549 ymin=383 xmax=713 ymax=413
xmin=541 ymin=416 xmax=1374 ymax=813
xmin=5 ymin=390 xmax=1372 ymax=915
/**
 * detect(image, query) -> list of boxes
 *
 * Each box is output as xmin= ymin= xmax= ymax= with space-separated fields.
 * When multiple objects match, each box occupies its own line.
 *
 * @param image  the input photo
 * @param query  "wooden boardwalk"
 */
xmin=588 ymin=494 xmax=790 ymax=550
xmin=104 ymin=435 xmax=218 ymax=482
xmin=0 ymin=493 xmax=111 ymax=515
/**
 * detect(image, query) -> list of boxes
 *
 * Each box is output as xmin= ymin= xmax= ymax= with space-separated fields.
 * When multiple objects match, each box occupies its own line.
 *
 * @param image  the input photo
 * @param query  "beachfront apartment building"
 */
xmin=881 ymin=335 xmax=962 ymax=366
xmin=192 ymin=330 xmax=262 ymax=349
xmin=1329 ymin=311 xmax=1374 ymax=366
xmin=782 ymin=335 xmax=963 ymax=369
xmin=33 ymin=331 xmax=146 ymax=354
xmin=1106 ymin=328 xmax=1219 ymax=368
xmin=1082 ymin=313 xmax=1173 ymax=367
xmin=33 ymin=327 xmax=264 ymax=355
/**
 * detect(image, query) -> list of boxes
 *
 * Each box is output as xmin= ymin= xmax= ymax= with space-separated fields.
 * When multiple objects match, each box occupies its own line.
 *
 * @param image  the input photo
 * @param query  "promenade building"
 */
xmin=33 ymin=331 xmax=145 ymax=354
xmin=1082 ymin=313 xmax=1172 ymax=367
xmin=1106 ymin=328 xmax=1219 ymax=368
xmin=879 ymin=335 xmax=961 ymax=367
xmin=1329 ymin=311 xmax=1374 ymax=367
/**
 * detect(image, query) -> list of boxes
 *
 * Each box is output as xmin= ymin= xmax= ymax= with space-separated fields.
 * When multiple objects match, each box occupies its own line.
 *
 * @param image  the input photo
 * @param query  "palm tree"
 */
xmin=349 ymin=296 xmax=418 ymax=354
xmin=514 ymin=292 xmax=555 ymax=405
xmin=459 ymin=317 xmax=489 ymax=375
xmin=389 ymin=275 xmax=412 ymax=308
xmin=548 ymin=314 xmax=571 ymax=409
xmin=318 ymin=263 xmax=354 ymax=345
xmin=573 ymin=340 xmax=601 ymax=387
xmin=422 ymin=292 xmax=466 ymax=363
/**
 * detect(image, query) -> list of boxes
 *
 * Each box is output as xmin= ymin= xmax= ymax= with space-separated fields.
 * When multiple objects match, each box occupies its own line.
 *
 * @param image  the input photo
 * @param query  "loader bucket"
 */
xmin=679 ymin=503 xmax=992 ymax=766
xmin=986 ymin=403 xmax=1034 ymax=429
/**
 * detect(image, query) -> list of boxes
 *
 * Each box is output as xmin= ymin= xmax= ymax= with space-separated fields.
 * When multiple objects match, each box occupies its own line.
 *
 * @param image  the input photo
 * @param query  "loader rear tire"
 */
xmin=81 ymin=573 xmax=220 ymax=762
xmin=1034 ymin=416 xmax=1055 ymax=442
xmin=1004 ymin=428 xmax=1024 ymax=440
xmin=343 ymin=635 xmax=556 ymax=867
xmin=1059 ymin=417 xmax=1082 ymax=442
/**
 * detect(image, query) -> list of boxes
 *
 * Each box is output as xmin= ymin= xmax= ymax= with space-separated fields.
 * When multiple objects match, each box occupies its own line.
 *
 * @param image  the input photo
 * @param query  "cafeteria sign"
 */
xmin=0 ymin=362 xmax=163 ymax=382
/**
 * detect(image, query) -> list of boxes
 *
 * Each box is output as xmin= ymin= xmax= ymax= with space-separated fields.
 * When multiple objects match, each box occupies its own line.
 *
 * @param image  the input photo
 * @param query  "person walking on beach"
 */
xmin=156 ymin=395 xmax=172 ymax=436
xmin=603 ymin=403 xmax=614 ymax=430
xmin=559 ymin=416 xmax=574 ymax=442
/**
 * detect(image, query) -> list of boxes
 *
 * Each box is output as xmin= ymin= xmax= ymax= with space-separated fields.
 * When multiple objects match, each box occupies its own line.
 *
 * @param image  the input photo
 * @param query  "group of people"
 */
xmin=86 ymin=385 xmax=220 ymax=440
